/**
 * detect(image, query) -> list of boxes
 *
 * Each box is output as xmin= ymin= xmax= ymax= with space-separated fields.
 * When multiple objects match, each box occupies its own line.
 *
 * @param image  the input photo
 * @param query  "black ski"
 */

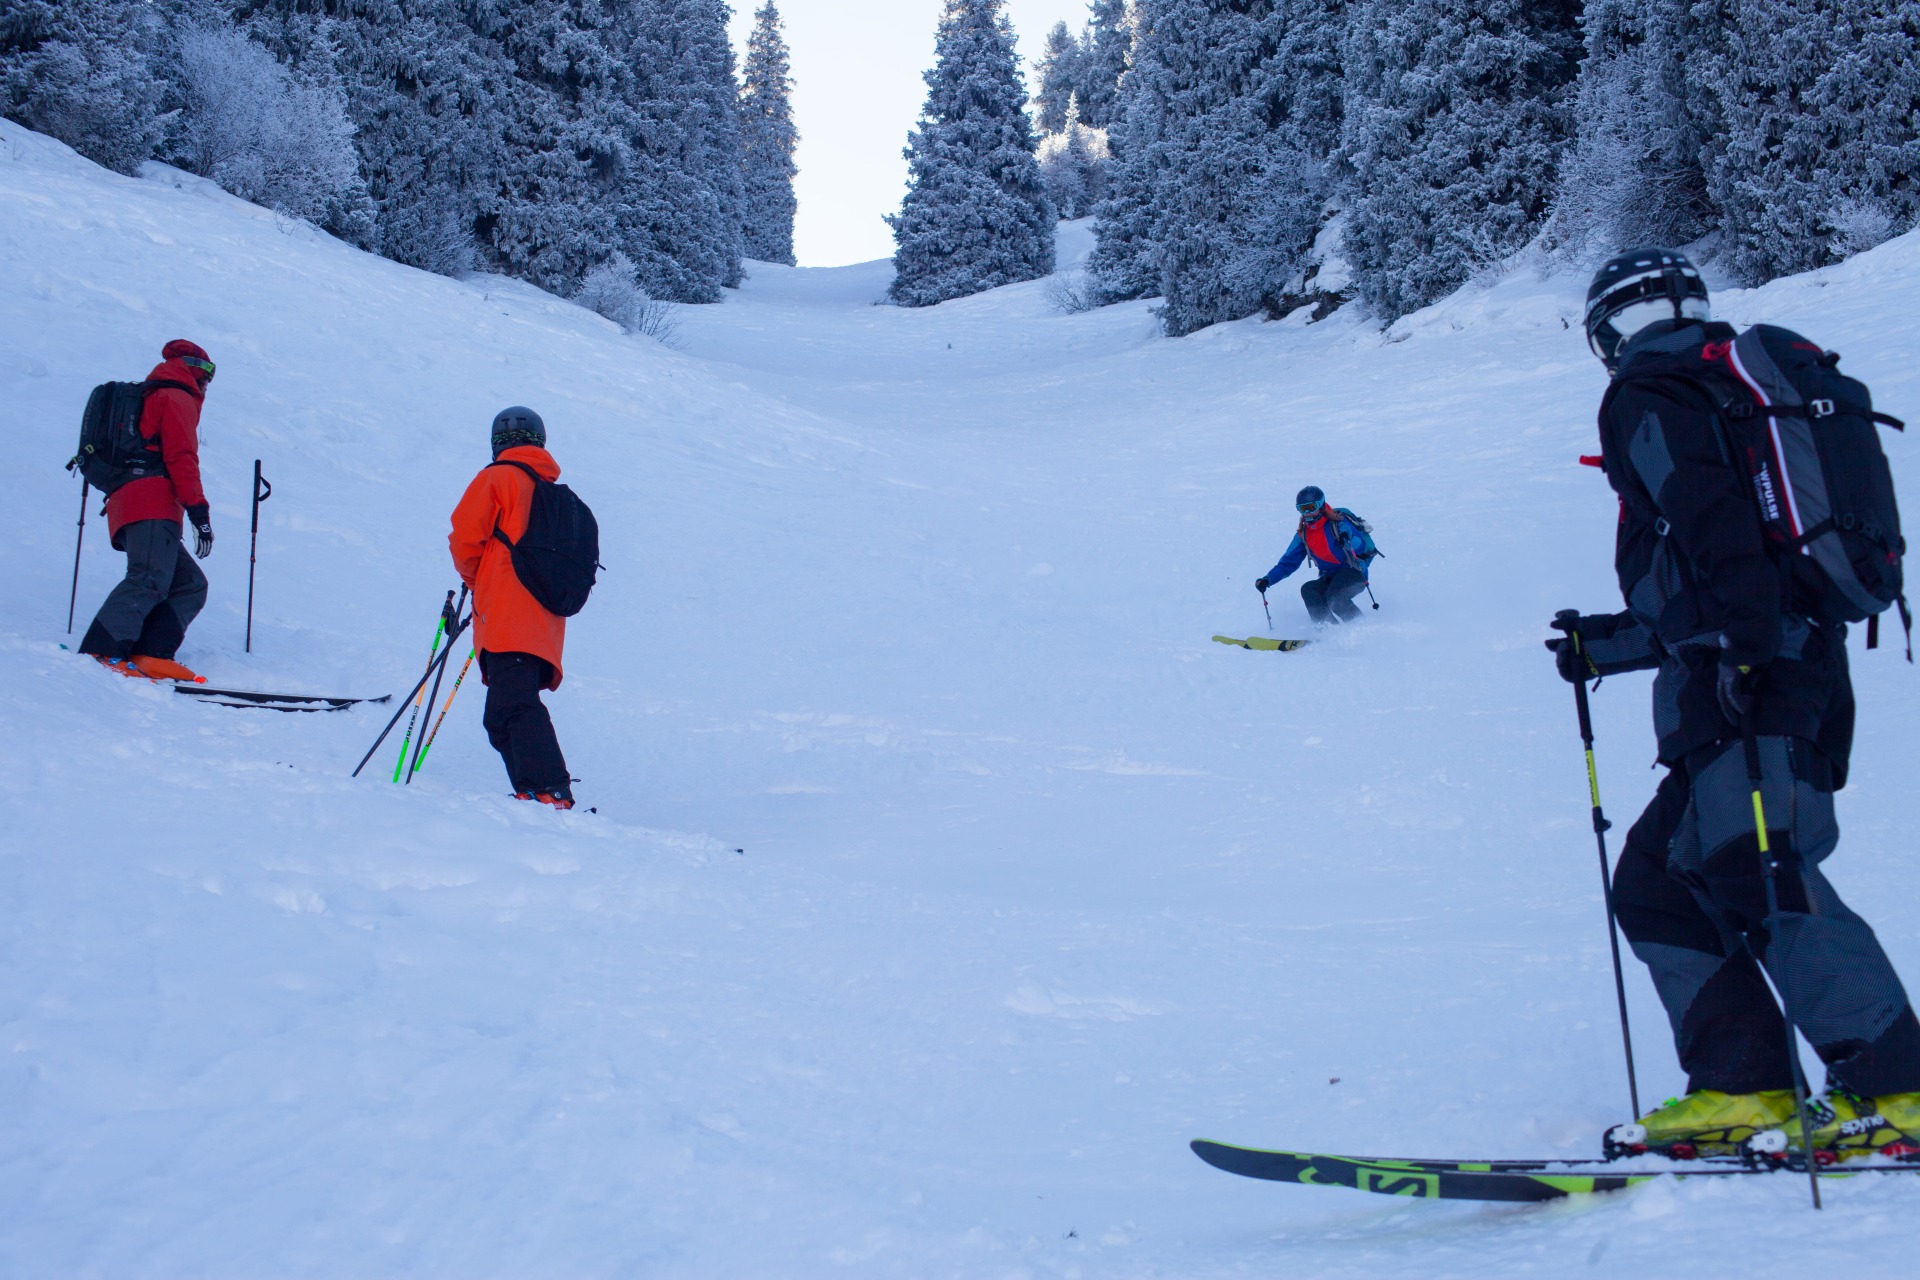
xmin=175 ymin=686 xmax=392 ymax=713
xmin=1190 ymin=1139 xmax=1920 ymax=1202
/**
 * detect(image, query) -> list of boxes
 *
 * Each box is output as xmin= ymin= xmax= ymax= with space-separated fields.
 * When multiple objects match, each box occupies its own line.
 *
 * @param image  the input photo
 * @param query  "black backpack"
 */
xmin=489 ymin=460 xmax=601 ymax=617
xmin=1703 ymin=326 xmax=1906 ymax=642
xmin=67 ymin=381 xmax=165 ymax=494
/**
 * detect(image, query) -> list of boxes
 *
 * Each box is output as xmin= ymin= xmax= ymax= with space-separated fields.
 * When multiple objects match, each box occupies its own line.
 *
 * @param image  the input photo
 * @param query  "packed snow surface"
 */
xmin=4 ymin=121 xmax=1919 ymax=1277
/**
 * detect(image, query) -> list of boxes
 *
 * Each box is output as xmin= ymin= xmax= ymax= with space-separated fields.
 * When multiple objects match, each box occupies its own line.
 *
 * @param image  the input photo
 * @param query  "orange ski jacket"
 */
xmin=449 ymin=445 xmax=567 ymax=688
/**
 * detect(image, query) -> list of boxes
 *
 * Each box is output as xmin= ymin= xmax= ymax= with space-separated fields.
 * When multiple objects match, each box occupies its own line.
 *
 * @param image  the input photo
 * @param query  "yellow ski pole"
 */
xmin=1741 ymin=711 xmax=1823 ymax=1210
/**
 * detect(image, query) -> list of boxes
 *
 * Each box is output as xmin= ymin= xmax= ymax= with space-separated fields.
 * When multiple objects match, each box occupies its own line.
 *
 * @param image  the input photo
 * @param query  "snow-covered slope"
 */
xmin=4 ymin=120 xmax=1919 ymax=1277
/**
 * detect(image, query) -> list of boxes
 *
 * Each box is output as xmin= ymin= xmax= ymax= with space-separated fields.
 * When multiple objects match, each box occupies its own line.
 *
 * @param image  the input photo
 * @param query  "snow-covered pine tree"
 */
xmin=739 ymin=1 xmax=799 ymax=267
xmin=1693 ymin=0 xmax=1920 ymax=282
xmin=0 ymin=0 xmax=166 ymax=174
xmin=1552 ymin=0 xmax=1715 ymax=257
xmin=235 ymin=0 xmax=512 ymax=279
xmin=1339 ymin=0 xmax=1582 ymax=322
xmin=888 ymin=0 xmax=1054 ymax=308
xmin=1033 ymin=21 xmax=1082 ymax=135
xmin=1086 ymin=0 xmax=1175 ymax=303
xmin=624 ymin=0 xmax=746 ymax=297
xmin=1073 ymin=0 xmax=1132 ymax=129
xmin=1143 ymin=2 xmax=1327 ymax=337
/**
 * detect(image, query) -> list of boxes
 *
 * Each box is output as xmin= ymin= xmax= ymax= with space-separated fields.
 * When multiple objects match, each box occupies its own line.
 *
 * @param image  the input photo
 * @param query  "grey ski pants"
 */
xmin=1614 ymin=735 xmax=1920 ymax=1097
xmin=78 ymin=518 xmax=207 ymax=661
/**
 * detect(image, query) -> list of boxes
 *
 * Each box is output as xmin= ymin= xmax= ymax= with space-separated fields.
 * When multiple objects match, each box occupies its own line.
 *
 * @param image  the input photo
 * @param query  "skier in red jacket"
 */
xmin=78 ymin=340 xmax=217 ymax=681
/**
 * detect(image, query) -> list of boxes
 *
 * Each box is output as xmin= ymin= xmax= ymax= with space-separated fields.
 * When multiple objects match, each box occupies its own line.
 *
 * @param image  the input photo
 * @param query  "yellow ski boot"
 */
xmin=1605 ymin=1090 xmax=1798 ymax=1160
xmin=1749 ymin=1092 xmax=1920 ymax=1165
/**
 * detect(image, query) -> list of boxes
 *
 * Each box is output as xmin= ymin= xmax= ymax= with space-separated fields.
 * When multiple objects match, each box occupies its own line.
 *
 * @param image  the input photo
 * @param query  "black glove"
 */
xmin=1545 ymin=636 xmax=1598 ymax=684
xmin=186 ymin=503 xmax=213 ymax=559
xmin=1255 ymin=577 xmax=1271 ymax=594
xmin=1717 ymin=661 xmax=1760 ymax=726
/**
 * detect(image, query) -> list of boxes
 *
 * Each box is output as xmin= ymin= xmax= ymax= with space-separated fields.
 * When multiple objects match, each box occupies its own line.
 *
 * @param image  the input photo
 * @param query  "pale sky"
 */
xmin=729 ymin=1 xmax=1088 ymax=268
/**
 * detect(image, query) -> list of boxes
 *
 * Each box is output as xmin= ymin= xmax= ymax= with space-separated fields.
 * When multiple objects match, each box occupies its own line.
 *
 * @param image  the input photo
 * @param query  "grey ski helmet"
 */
xmin=1584 ymin=248 xmax=1709 ymax=368
xmin=491 ymin=405 xmax=546 ymax=457
xmin=1296 ymin=485 xmax=1326 ymax=515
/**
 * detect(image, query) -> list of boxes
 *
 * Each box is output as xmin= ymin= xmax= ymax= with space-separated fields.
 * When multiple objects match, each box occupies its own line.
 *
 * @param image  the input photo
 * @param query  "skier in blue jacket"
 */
xmin=1255 ymin=486 xmax=1376 ymax=625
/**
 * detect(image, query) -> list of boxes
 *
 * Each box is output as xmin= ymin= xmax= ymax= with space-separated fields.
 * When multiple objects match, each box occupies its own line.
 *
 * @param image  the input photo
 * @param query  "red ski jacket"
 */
xmin=105 ymin=357 xmax=209 ymax=543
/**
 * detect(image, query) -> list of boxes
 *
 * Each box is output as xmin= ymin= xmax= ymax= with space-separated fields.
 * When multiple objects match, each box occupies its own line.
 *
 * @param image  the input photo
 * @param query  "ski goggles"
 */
xmin=1297 ymin=500 xmax=1325 ymax=516
xmin=180 ymin=356 xmax=215 ymax=382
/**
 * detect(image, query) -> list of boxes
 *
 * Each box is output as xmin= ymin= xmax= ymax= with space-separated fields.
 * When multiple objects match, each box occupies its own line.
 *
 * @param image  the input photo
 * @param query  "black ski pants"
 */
xmin=480 ymin=651 xmax=570 ymax=795
xmin=78 ymin=518 xmax=207 ymax=661
xmin=1614 ymin=735 xmax=1920 ymax=1097
xmin=1301 ymin=567 xmax=1366 ymax=624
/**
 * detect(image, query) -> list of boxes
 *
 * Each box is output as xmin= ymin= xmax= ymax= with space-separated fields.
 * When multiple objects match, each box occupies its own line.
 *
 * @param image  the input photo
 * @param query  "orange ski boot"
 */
xmin=130 ymin=655 xmax=205 ymax=683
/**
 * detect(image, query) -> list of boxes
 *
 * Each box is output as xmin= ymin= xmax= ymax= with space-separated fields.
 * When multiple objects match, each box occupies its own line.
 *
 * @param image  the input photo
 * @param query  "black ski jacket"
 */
xmin=1578 ymin=320 xmax=1854 ymax=772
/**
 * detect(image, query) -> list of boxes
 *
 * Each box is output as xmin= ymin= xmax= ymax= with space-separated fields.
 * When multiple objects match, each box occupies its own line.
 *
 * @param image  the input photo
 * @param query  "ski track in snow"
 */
xmin=3 ymin=120 xmax=1918 ymax=1277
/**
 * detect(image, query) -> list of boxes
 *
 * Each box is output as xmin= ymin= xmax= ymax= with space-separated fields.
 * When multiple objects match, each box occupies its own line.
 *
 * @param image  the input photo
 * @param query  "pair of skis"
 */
xmin=1190 ymin=1138 xmax=1920 ymax=1202
xmin=176 ymin=685 xmax=390 ymax=713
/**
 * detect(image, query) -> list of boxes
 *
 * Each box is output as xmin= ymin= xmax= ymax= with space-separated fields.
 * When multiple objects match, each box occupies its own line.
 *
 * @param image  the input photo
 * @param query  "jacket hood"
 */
xmin=147 ymin=358 xmax=207 ymax=400
xmin=495 ymin=444 xmax=560 ymax=481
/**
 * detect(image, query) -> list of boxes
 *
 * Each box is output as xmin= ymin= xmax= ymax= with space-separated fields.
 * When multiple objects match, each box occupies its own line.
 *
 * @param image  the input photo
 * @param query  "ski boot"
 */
xmin=1746 ymin=1091 xmax=1920 ymax=1166
xmin=131 ymin=655 xmax=204 ymax=683
xmin=95 ymin=655 xmax=151 ymax=680
xmin=513 ymin=787 xmax=576 ymax=812
xmin=1605 ymin=1090 xmax=1797 ymax=1161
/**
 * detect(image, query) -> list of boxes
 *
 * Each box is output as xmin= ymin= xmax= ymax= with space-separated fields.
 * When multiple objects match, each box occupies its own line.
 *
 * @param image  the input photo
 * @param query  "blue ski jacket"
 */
xmin=1266 ymin=510 xmax=1372 ymax=582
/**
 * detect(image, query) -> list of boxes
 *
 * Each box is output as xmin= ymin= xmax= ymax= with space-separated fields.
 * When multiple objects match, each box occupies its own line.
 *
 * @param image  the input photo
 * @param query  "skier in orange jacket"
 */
xmin=449 ymin=407 xmax=573 ymax=809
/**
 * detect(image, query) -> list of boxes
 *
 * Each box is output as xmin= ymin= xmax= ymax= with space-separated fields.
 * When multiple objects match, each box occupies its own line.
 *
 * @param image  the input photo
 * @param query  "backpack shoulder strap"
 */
xmin=485 ymin=460 xmax=543 ymax=546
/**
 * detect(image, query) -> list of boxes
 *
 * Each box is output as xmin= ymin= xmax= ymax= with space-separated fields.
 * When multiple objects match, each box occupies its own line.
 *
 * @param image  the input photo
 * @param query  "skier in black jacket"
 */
xmin=1550 ymin=249 xmax=1919 ymax=1162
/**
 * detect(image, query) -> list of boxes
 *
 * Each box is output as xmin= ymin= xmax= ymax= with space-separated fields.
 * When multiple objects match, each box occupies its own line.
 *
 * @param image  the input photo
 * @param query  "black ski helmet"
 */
xmin=1296 ymin=485 xmax=1325 ymax=514
xmin=491 ymin=405 xmax=546 ymax=457
xmin=1584 ymin=247 xmax=1710 ymax=367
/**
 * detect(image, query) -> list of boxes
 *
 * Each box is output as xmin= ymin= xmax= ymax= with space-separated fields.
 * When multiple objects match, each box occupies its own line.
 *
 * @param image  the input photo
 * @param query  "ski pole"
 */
xmin=1553 ymin=611 xmax=1641 ymax=1121
xmin=392 ymin=590 xmax=455 ymax=782
xmin=66 ymin=474 xmax=88 ymax=633
xmin=245 ymin=460 xmax=272 ymax=653
xmin=1260 ymin=589 xmax=1273 ymax=634
xmin=1365 ymin=583 xmax=1381 ymax=612
xmin=410 ymin=649 xmax=476 ymax=778
xmin=351 ymin=631 xmax=464 ymax=779
xmin=1741 ymin=716 xmax=1823 ymax=1210
xmin=405 ymin=592 xmax=468 ymax=785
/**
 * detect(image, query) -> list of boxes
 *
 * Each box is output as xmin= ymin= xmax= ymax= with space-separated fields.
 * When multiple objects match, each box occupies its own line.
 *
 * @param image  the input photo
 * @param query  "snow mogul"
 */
xmin=1550 ymin=248 xmax=1919 ymax=1163
xmin=1254 ymin=486 xmax=1379 ymax=626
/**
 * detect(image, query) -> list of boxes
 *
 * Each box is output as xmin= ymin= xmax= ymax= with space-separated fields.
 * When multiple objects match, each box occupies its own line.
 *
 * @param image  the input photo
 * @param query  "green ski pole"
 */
xmin=393 ymin=589 xmax=456 ymax=782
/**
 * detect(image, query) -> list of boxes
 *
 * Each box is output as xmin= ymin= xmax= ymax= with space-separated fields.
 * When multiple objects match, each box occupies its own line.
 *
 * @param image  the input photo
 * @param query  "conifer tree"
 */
xmin=1693 ymin=0 xmax=1920 ymax=282
xmin=0 ymin=0 xmax=166 ymax=174
xmin=1554 ymin=0 xmax=1715 ymax=256
xmin=1090 ymin=1 xmax=1333 ymax=333
xmin=1074 ymin=0 xmax=1132 ymax=129
xmin=1033 ymin=20 xmax=1081 ymax=135
xmin=1339 ymin=0 xmax=1582 ymax=321
xmin=889 ymin=0 xmax=1055 ymax=307
xmin=739 ymin=1 xmax=799 ymax=267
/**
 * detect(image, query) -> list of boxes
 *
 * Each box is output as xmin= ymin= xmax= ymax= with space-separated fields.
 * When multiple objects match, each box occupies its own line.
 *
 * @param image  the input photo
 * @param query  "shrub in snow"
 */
xmin=1338 ymin=0 xmax=1581 ymax=322
xmin=574 ymin=252 xmax=678 ymax=343
xmin=172 ymin=22 xmax=372 ymax=245
xmin=0 ymin=0 xmax=165 ymax=175
xmin=739 ymin=2 xmax=799 ymax=267
xmin=888 ymin=0 xmax=1055 ymax=308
